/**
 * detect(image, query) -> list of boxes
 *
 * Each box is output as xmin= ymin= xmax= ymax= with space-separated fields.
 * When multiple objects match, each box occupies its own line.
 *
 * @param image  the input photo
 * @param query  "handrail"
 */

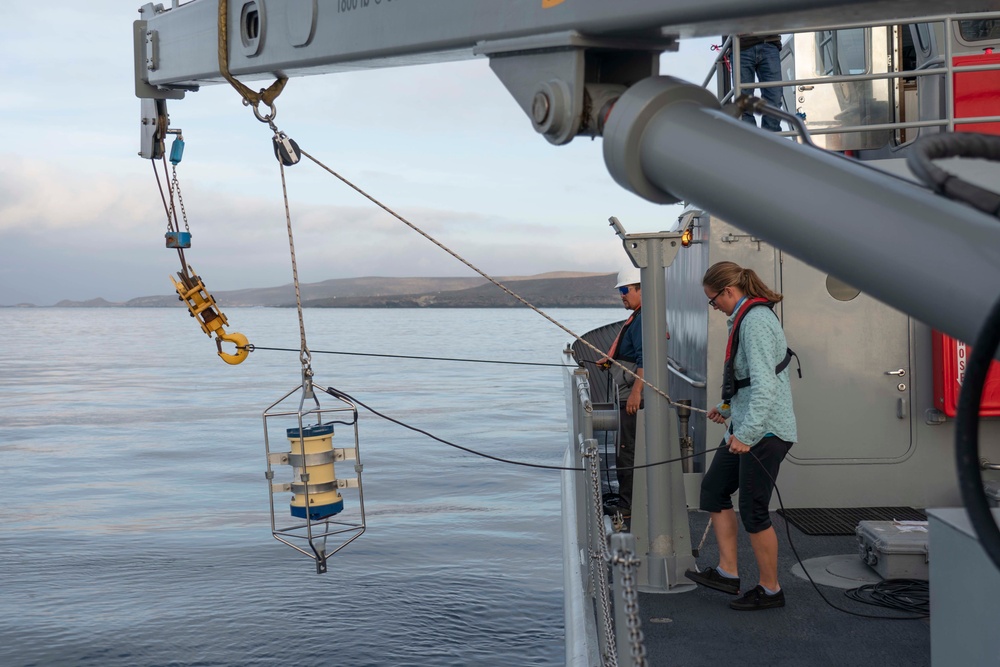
xmin=700 ymin=35 xmax=732 ymax=89
xmin=667 ymin=357 xmax=707 ymax=388
xmin=703 ymin=11 xmax=1000 ymax=145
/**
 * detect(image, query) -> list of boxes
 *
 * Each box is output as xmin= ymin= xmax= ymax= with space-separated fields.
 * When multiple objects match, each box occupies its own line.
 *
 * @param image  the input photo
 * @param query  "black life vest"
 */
xmin=721 ymin=297 xmax=800 ymax=404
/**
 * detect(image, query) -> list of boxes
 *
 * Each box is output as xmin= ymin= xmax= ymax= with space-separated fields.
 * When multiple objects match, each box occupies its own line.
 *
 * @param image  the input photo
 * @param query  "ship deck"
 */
xmin=638 ymin=510 xmax=929 ymax=667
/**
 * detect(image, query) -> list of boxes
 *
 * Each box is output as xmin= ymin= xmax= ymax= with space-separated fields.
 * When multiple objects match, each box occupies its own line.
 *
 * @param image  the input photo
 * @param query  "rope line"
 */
xmin=248 ymin=344 xmax=580 ymax=368
xmin=298 ymin=148 xmax=706 ymax=416
xmin=277 ymin=161 xmax=312 ymax=373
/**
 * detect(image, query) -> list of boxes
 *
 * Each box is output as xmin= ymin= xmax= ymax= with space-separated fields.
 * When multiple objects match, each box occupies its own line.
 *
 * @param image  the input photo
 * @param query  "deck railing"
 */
xmin=562 ymin=359 xmax=645 ymax=667
xmin=703 ymin=11 xmax=1000 ymax=143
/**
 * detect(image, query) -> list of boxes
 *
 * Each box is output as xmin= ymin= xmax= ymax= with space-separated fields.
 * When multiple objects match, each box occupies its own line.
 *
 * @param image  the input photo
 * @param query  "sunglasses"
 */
xmin=708 ymin=287 xmax=726 ymax=308
xmin=618 ymin=285 xmax=634 ymax=295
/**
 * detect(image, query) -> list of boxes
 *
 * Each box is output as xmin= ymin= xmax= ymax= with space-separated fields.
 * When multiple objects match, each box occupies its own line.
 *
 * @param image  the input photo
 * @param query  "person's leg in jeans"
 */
xmin=739 ymin=44 xmax=759 ymax=126
xmin=757 ymin=42 xmax=785 ymax=132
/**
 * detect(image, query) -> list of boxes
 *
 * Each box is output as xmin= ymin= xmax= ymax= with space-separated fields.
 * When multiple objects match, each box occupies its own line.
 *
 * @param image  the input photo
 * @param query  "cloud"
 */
xmin=0 ymin=155 xmax=161 ymax=235
xmin=0 ymin=151 xmax=626 ymax=304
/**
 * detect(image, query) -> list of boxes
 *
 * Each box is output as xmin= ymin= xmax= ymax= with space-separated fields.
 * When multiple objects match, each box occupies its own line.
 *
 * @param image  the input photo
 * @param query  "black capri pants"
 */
xmin=700 ymin=435 xmax=793 ymax=533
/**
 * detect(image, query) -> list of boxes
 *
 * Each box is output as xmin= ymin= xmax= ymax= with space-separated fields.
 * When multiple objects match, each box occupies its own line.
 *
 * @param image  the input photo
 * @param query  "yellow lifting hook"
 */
xmin=171 ymin=265 xmax=250 ymax=365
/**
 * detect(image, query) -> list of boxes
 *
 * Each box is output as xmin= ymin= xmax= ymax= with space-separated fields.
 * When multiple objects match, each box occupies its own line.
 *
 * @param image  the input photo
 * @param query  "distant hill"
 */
xmin=303 ymin=273 xmax=621 ymax=307
xmin=23 ymin=272 xmax=623 ymax=308
xmin=53 ymin=297 xmax=125 ymax=308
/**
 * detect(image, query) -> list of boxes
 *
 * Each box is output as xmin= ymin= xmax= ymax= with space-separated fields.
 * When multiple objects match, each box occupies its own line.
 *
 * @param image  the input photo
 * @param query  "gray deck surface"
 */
xmin=638 ymin=511 xmax=929 ymax=667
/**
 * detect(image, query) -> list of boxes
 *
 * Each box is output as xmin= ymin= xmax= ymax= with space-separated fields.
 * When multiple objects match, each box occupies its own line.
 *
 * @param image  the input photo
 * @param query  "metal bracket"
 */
xmin=721 ymin=233 xmax=765 ymax=250
xmin=134 ymin=19 xmax=187 ymax=100
xmin=609 ymin=216 xmax=683 ymax=270
xmin=139 ymin=98 xmax=167 ymax=159
xmin=478 ymin=32 xmax=671 ymax=145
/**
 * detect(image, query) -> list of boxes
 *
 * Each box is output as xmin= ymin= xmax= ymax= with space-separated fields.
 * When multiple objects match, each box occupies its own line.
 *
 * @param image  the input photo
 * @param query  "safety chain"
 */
xmin=585 ymin=443 xmax=618 ymax=667
xmin=610 ymin=548 xmax=648 ymax=667
xmin=297 ymin=148 xmax=705 ymax=417
xmin=170 ymin=164 xmax=191 ymax=234
xmin=154 ymin=152 xmax=190 ymax=274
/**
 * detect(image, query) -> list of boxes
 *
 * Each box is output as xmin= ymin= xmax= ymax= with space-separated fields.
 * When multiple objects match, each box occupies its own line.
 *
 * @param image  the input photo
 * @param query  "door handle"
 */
xmin=885 ymin=368 xmax=906 ymax=377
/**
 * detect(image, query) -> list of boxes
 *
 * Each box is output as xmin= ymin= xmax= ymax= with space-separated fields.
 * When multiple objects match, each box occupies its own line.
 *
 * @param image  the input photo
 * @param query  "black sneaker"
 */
xmin=684 ymin=567 xmax=740 ymax=595
xmin=729 ymin=585 xmax=785 ymax=611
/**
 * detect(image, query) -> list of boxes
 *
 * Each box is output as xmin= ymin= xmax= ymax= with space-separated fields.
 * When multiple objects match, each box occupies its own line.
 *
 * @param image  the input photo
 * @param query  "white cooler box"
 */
xmin=856 ymin=520 xmax=929 ymax=581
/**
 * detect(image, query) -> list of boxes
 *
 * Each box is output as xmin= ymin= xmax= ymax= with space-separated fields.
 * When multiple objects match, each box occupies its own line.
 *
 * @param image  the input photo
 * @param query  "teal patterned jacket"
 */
xmin=716 ymin=300 xmax=798 ymax=446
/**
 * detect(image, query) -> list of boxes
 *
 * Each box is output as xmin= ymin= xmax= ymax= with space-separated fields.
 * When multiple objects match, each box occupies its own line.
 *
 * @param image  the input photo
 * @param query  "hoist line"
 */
xmin=323 ymin=385 xmax=721 ymax=473
xmin=248 ymin=344 xmax=580 ymax=368
xmin=151 ymin=159 xmax=175 ymax=234
xmin=298 ymin=148 xmax=707 ymax=417
xmin=159 ymin=153 xmax=182 ymax=234
xmin=277 ymin=160 xmax=312 ymax=372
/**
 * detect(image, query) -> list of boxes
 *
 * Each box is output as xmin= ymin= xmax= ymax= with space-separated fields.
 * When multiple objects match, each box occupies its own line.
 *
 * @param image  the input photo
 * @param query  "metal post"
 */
xmin=613 ymin=219 xmax=697 ymax=593
xmin=639 ymin=240 xmax=696 ymax=591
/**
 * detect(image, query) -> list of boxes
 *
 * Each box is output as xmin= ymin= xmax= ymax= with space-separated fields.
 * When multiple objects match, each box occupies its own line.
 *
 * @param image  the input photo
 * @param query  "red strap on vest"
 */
xmin=607 ymin=309 xmax=638 ymax=360
xmin=724 ymin=297 xmax=770 ymax=363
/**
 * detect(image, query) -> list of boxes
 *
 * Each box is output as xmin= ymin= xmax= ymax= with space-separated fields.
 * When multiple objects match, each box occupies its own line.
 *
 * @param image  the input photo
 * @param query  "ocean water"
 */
xmin=0 ymin=306 xmax=622 ymax=667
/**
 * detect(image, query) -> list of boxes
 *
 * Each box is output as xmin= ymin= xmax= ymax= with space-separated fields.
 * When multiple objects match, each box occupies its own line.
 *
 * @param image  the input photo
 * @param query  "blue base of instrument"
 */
xmin=291 ymin=499 xmax=344 ymax=521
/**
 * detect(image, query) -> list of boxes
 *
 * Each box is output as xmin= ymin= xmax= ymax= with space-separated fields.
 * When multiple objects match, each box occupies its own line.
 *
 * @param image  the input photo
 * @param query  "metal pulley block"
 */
xmin=273 ymin=132 xmax=301 ymax=166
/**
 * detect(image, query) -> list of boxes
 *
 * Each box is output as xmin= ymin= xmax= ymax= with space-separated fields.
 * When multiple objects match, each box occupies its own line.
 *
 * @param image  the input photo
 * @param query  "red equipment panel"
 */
xmin=953 ymin=52 xmax=1000 ymax=135
xmin=932 ymin=331 xmax=1000 ymax=417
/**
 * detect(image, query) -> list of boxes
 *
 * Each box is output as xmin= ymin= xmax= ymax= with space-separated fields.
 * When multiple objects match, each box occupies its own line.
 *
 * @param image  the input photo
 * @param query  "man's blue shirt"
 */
xmin=616 ymin=308 xmax=643 ymax=369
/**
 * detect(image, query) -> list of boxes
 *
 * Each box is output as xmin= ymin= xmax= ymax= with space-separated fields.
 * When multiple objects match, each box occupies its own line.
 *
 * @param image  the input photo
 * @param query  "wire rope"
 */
xmin=297 ymin=148 xmax=705 ymax=416
xmin=247 ymin=344 xmax=581 ymax=368
xmin=321 ymin=385 xmax=717 ymax=473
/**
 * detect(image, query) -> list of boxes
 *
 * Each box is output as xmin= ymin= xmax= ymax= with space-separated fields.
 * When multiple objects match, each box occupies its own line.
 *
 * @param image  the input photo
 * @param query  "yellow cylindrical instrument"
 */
xmin=287 ymin=423 xmax=344 ymax=520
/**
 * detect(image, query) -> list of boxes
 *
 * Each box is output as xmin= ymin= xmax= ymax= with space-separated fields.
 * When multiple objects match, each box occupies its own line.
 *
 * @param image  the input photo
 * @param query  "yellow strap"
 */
xmin=218 ymin=0 xmax=288 ymax=110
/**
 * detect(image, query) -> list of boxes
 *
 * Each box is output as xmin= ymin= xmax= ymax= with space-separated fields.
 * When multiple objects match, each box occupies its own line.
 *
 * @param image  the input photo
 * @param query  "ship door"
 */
xmin=779 ymin=254 xmax=913 ymax=462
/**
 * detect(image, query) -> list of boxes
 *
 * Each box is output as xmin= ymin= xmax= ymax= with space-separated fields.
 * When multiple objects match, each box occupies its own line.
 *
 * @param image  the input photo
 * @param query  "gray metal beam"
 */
xmin=603 ymin=76 xmax=1000 ymax=361
xmin=136 ymin=0 xmax=991 ymax=94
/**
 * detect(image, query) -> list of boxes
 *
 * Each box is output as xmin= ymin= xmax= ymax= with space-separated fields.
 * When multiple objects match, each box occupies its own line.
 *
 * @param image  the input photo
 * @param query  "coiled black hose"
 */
xmin=955 ymin=291 xmax=1000 ymax=572
xmin=906 ymin=133 xmax=1000 ymax=216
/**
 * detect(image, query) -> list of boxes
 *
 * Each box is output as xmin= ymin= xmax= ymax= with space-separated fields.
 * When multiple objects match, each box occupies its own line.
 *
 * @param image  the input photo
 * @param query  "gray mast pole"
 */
xmin=613 ymin=220 xmax=695 ymax=591
xmin=604 ymin=76 xmax=1000 ymax=359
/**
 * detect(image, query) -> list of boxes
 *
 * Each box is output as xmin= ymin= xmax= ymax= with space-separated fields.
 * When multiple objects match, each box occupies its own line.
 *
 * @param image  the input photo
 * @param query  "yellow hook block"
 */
xmin=171 ymin=266 xmax=250 ymax=365
xmin=216 ymin=330 xmax=250 ymax=365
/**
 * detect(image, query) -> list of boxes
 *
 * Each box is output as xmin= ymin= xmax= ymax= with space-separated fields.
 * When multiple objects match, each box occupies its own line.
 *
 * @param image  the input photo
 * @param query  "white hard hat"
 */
xmin=615 ymin=265 xmax=641 ymax=288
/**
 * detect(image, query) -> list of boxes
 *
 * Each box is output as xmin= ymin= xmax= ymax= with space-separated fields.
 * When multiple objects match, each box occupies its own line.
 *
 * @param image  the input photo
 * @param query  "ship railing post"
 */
xmin=617 ymin=226 xmax=697 ymax=592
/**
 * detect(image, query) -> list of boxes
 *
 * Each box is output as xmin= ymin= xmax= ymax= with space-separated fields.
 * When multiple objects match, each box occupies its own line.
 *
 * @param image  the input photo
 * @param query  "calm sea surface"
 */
xmin=0 ymin=307 xmax=622 ymax=667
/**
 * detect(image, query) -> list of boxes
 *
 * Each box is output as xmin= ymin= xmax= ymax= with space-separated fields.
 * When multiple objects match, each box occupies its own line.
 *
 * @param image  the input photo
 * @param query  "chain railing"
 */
xmin=563 ymin=360 xmax=648 ymax=667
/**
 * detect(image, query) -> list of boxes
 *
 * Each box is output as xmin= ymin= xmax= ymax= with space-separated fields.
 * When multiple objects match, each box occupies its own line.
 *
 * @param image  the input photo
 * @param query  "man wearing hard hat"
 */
xmin=597 ymin=265 xmax=644 ymax=516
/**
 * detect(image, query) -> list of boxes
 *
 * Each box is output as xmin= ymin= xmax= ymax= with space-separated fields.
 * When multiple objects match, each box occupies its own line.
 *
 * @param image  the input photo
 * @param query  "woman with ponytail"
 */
xmin=685 ymin=261 xmax=797 ymax=611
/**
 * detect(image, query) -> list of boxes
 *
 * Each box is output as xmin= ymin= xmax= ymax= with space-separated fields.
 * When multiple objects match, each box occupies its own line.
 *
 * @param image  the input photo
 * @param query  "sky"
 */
xmin=0 ymin=2 xmax=721 ymax=306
